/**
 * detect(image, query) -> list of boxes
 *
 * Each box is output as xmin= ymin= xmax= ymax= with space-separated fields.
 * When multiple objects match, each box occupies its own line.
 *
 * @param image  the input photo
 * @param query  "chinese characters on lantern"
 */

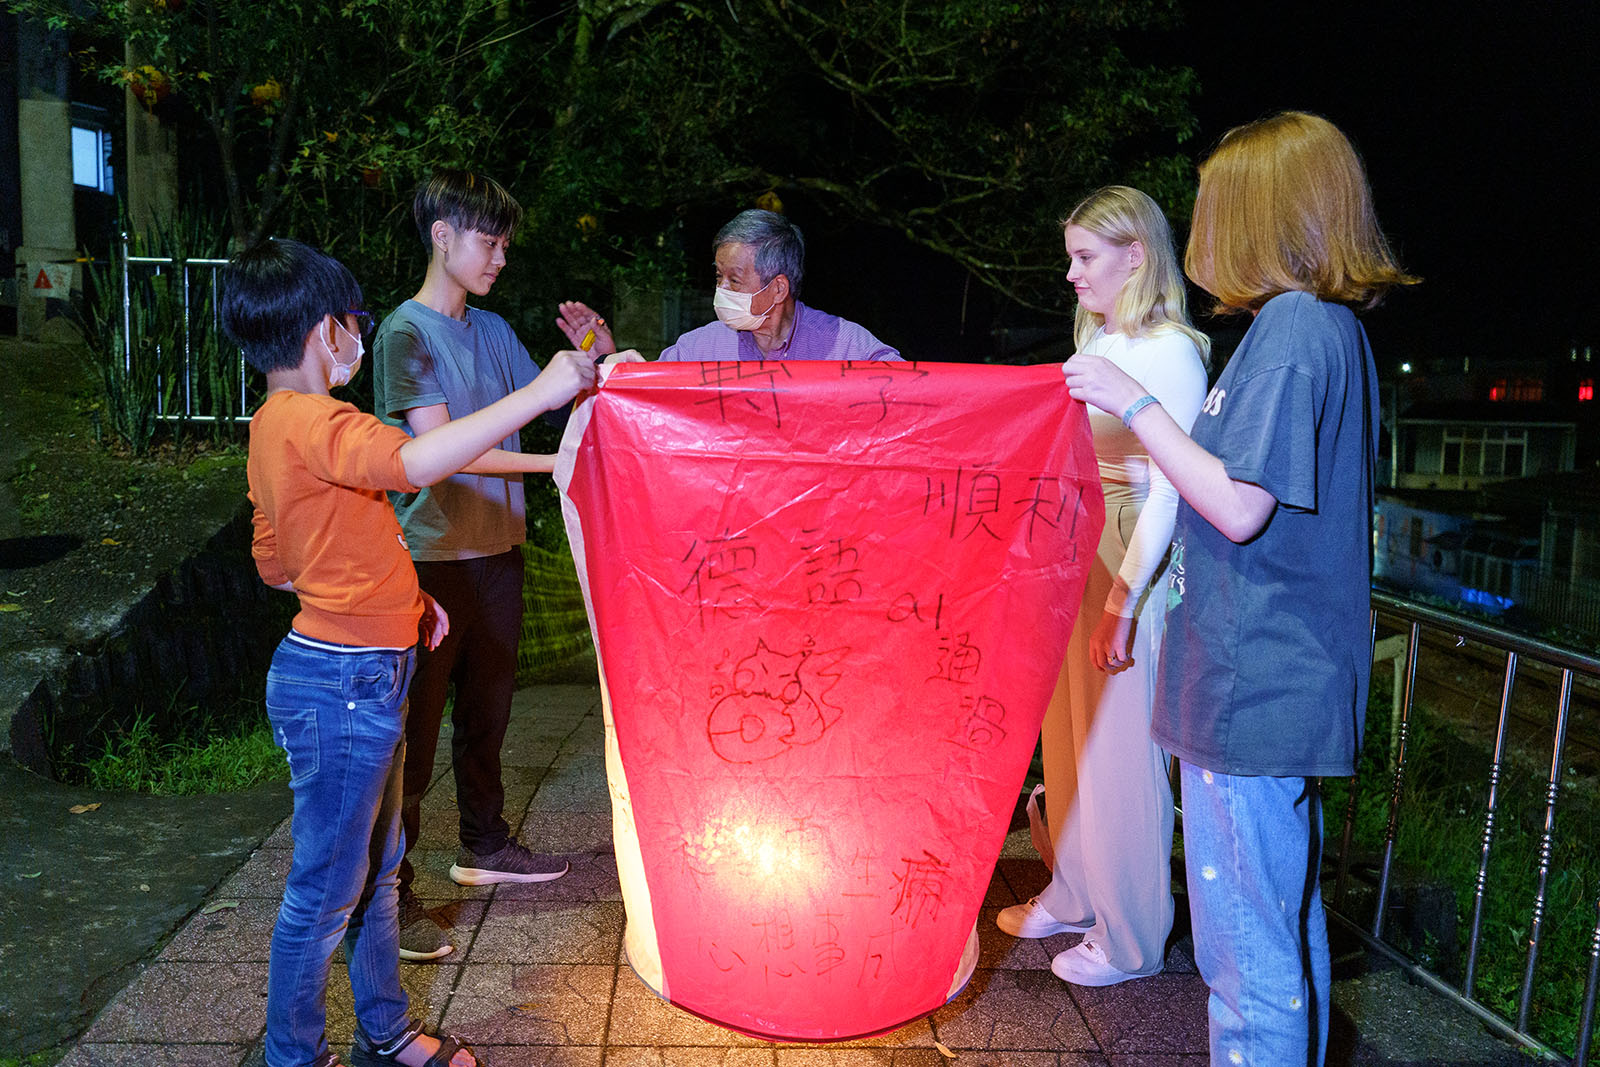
xmin=558 ymin=359 xmax=1102 ymax=1040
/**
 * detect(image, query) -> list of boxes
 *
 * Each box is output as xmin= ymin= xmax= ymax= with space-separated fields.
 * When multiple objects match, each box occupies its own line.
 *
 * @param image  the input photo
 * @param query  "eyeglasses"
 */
xmin=345 ymin=309 xmax=375 ymax=337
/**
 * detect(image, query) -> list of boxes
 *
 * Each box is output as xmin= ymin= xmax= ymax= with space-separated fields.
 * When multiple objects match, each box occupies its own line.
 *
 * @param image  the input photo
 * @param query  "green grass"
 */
xmin=1324 ymin=681 xmax=1600 ymax=1057
xmin=77 ymin=709 xmax=287 ymax=796
xmin=0 ymin=1051 xmax=64 ymax=1067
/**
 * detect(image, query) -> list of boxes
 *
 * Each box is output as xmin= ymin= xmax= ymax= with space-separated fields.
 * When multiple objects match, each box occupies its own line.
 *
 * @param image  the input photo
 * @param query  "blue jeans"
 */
xmin=264 ymin=633 xmax=418 ymax=1067
xmin=1179 ymin=762 xmax=1330 ymax=1067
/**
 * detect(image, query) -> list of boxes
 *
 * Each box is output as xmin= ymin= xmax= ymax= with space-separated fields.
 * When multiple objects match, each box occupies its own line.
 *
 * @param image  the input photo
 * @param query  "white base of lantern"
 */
xmin=949 ymin=920 xmax=980 ymax=997
xmin=600 ymin=672 xmax=669 ymax=997
xmin=621 ymin=920 xmax=980 ymax=1041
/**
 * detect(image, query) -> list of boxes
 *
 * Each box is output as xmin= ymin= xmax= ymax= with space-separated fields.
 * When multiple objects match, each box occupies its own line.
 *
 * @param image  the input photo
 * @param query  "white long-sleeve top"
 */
xmin=1080 ymin=326 xmax=1209 ymax=617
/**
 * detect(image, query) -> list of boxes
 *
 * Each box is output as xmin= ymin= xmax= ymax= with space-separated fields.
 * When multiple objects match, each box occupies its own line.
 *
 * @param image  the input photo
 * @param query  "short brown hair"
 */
xmin=1185 ymin=111 xmax=1417 ymax=312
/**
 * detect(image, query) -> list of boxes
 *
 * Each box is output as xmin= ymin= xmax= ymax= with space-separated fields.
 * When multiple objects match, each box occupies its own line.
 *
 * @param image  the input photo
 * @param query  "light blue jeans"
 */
xmin=264 ymin=633 xmax=418 ymax=1067
xmin=1179 ymin=762 xmax=1330 ymax=1067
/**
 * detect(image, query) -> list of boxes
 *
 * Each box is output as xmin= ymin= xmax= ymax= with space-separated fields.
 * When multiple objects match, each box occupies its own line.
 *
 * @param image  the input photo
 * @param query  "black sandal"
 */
xmin=350 ymin=1022 xmax=483 ymax=1067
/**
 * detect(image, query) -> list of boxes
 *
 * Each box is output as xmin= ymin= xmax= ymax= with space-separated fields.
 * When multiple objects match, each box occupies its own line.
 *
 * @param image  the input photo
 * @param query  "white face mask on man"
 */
xmin=712 ymin=278 xmax=775 ymax=331
xmin=324 ymin=317 xmax=364 ymax=388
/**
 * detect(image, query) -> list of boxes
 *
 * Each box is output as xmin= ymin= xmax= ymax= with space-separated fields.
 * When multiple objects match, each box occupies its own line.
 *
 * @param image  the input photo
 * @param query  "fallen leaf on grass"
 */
xmin=69 ymin=802 xmax=102 ymax=814
xmin=19 ymin=871 xmax=42 ymax=879
xmin=202 ymin=899 xmax=241 ymax=915
xmin=0 ymin=604 xmax=22 ymax=613
xmin=101 ymin=537 xmax=122 ymax=546
xmin=139 ymin=883 xmax=150 ymax=892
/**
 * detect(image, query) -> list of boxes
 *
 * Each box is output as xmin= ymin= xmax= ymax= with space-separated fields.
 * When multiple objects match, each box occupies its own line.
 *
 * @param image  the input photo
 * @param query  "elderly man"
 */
xmin=557 ymin=209 xmax=900 ymax=362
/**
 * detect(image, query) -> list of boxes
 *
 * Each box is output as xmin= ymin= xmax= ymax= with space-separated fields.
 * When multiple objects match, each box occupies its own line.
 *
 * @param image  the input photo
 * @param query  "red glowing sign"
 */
xmin=557 ymin=360 xmax=1102 ymax=1041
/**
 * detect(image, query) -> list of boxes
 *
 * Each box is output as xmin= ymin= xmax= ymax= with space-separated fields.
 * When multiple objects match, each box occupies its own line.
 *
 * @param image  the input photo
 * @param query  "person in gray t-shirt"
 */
xmin=1065 ymin=112 xmax=1415 ymax=1067
xmin=375 ymin=170 xmax=638 ymax=962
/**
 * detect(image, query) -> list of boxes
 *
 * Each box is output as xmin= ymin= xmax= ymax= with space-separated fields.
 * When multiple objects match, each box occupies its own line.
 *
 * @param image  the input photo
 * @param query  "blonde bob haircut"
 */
xmin=1064 ymin=185 xmax=1210 ymax=364
xmin=1186 ymin=111 xmax=1418 ymax=313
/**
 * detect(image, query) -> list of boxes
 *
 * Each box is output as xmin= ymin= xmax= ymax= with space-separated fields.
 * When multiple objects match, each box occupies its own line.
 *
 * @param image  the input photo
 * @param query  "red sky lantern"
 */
xmin=556 ymin=360 xmax=1102 ymax=1041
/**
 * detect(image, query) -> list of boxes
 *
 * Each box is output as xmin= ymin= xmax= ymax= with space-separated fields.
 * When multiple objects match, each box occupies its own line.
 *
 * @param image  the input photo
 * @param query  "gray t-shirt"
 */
xmin=373 ymin=299 xmax=537 ymax=561
xmin=1151 ymin=290 xmax=1378 ymax=777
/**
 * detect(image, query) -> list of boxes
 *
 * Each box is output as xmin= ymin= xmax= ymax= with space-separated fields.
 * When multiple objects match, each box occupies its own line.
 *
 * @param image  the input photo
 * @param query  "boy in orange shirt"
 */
xmin=225 ymin=238 xmax=595 ymax=1067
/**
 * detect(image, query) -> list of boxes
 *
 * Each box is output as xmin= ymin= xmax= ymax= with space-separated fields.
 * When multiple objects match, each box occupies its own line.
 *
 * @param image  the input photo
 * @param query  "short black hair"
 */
xmin=220 ymin=239 xmax=364 ymax=374
xmin=413 ymin=169 xmax=523 ymax=247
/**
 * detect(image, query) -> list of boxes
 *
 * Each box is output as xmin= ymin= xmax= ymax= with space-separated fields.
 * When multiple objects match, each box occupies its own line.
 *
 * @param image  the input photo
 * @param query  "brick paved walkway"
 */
xmin=53 ymin=683 xmax=1541 ymax=1067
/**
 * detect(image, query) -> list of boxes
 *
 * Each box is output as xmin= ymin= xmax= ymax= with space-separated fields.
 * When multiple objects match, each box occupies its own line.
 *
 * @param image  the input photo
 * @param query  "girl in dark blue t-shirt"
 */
xmin=1064 ymin=111 xmax=1416 ymax=1067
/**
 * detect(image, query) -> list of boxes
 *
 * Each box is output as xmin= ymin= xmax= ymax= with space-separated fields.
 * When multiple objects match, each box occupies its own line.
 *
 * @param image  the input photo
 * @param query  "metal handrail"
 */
xmin=1333 ymin=589 xmax=1600 ymax=1064
xmin=118 ymin=231 xmax=248 ymax=423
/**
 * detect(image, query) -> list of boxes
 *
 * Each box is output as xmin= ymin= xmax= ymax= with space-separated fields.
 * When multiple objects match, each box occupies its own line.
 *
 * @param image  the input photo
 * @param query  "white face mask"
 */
xmin=713 ymin=278 xmax=775 ymax=331
xmin=325 ymin=317 xmax=364 ymax=388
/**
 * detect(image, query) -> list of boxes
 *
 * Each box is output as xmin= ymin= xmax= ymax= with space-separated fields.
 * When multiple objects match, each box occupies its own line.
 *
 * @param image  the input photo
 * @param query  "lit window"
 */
xmin=1581 ymin=379 xmax=1595 ymax=402
xmin=71 ymin=126 xmax=113 ymax=193
xmin=1488 ymin=377 xmax=1543 ymax=402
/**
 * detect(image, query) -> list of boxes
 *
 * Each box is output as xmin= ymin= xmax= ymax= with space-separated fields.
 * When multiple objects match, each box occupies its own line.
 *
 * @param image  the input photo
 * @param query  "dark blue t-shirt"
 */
xmin=1151 ymin=290 xmax=1378 ymax=777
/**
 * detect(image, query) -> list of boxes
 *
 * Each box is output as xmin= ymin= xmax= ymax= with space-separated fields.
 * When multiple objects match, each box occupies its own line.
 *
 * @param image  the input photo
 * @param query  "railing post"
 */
xmin=181 ymin=258 xmax=193 ymax=419
xmin=1518 ymin=668 xmax=1574 ymax=1032
xmin=1338 ymin=608 xmax=1387 ymax=910
xmin=1576 ymin=898 xmax=1600 ymax=1066
xmin=1577 ymin=898 xmax=1599 ymax=1066
xmin=215 ymin=264 xmax=244 ymax=420
xmin=153 ymin=260 xmax=165 ymax=417
xmin=1464 ymin=649 xmax=1517 ymax=998
xmin=119 ymin=231 xmax=131 ymax=379
xmin=1372 ymin=619 xmax=1420 ymax=940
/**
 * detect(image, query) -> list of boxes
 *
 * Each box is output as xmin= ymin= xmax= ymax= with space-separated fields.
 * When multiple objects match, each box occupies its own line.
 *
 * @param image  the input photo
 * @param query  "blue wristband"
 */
xmin=1121 ymin=394 xmax=1160 ymax=428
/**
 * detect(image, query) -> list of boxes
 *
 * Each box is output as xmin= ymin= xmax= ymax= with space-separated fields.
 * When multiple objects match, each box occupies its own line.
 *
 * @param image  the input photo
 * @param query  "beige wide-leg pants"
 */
xmin=1036 ymin=479 xmax=1175 ymax=976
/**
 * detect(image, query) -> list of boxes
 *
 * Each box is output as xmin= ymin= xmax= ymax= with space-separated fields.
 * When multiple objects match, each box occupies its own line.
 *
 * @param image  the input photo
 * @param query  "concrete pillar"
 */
xmin=14 ymin=17 xmax=75 ymax=341
xmin=123 ymin=41 xmax=178 ymax=243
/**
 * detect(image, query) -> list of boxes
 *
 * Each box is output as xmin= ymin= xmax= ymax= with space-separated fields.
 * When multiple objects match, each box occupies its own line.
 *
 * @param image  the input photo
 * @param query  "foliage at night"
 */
xmin=11 ymin=0 xmax=1199 ymax=314
xmin=548 ymin=0 xmax=1199 ymax=310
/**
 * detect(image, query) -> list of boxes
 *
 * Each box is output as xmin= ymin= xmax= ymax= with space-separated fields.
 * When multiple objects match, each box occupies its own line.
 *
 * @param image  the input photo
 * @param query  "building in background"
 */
xmin=1376 ymin=348 xmax=1599 ymax=635
xmin=3 ymin=11 xmax=174 ymax=340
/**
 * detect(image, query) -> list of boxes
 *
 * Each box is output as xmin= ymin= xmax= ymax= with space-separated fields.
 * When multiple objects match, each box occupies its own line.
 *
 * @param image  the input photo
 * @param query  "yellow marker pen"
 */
xmin=580 ymin=317 xmax=605 ymax=352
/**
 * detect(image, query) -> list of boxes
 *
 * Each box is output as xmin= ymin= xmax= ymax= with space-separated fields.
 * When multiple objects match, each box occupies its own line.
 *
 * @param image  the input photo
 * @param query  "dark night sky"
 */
xmin=1175 ymin=1 xmax=1600 ymax=369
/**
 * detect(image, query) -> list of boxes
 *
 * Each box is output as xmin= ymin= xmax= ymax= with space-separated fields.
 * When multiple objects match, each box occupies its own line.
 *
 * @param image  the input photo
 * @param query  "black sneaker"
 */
xmin=396 ymin=885 xmax=454 ymax=962
xmin=449 ymin=840 xmax=569 ymax=885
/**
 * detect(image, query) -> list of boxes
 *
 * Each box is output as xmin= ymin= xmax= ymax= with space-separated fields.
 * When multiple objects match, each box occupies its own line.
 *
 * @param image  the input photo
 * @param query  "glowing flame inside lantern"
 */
xmin=559 ymin=360 xmax=1101 ymax=1042
xmin=688 ymin=814 xmax=818 ymax=882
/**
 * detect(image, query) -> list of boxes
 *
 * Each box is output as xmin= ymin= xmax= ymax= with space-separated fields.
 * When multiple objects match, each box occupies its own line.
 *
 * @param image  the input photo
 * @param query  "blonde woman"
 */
xmin=997 ymin=186 xmax=1208 ymax=987
xmin=1065 ymin=113 xmax=1415 ymax=1065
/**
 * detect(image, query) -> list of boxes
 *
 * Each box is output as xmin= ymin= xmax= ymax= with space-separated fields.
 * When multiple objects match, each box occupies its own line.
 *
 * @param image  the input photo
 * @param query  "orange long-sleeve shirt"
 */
xmin=247 ymin=391 xmax=424 ymax=648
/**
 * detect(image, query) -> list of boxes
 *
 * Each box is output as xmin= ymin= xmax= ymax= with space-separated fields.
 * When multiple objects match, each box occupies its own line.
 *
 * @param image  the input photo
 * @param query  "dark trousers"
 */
xmin=398 ymin=547 xmax=523 ymax=890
